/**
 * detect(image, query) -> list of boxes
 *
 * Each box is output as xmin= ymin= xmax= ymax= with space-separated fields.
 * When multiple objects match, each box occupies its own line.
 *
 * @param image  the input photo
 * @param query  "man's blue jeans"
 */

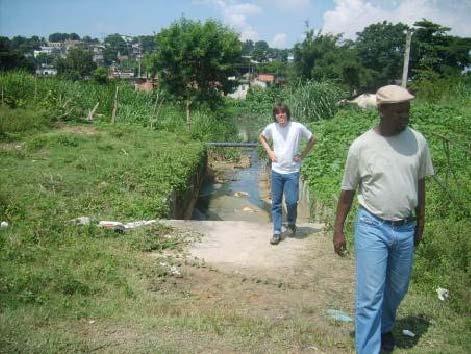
xmin=354 ymin=207 xmax=415 ymax=354
xmin=271 ymin=171 xmax=299 ymax=234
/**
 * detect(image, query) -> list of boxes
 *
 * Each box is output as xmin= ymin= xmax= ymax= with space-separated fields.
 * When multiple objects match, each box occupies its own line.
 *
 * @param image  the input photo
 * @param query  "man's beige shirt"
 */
xmin=342 ymin=127 xmax=434 ymax=220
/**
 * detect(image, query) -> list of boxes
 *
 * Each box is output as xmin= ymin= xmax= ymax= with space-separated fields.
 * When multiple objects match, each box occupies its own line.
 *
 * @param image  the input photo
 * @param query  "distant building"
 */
xmin=134 ymin=78 xmax=157 ymax=92
xmin=227 ymin=83 xmax=249 ymax=100
xmin=36 ymin=63 xmax=57 ymax=76
xmin=251 ymin=73 xmax=275 ymax=88
xmin=109 ymin=69 xmax=134 ymax=79
xmin=33 ymin=46 xmax=55 ymax=57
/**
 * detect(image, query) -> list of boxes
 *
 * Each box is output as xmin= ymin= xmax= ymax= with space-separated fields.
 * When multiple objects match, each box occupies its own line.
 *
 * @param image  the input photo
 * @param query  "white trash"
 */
xmin=98 ymin=221 xmax=126 ymax=232
xmin=124 ymin=220 xmax=157 ymax=230
xmin=70 ymin=217 xmax=91 ymax=225
xmin=402 ymin=329 xmax=415 ymax=337
xmin=0 ymin=221 xmax=8 ymax=229
xmin=436 ymin=287 xmax=449 ymax=301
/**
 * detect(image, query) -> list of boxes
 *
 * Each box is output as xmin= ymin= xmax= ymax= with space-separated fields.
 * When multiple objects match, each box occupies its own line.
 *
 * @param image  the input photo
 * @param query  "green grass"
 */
xmin=0 ymin=121 xmax=209 ymax=350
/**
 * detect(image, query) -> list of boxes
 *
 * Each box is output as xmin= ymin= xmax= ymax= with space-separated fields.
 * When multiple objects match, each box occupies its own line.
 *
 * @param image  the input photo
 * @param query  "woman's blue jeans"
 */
xmin=271 ymin=171 xmax=299 ymax=234
xmin=354 ymin=207 xmax=415 ymax=354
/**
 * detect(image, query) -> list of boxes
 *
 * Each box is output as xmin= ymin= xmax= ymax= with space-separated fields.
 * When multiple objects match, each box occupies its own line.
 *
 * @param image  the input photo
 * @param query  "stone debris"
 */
xmin=234 ymin=191 xmax=249 ymax=198
xmin=402 ymin=329 xmax=415 ymax=337
xmin=436 ymin=287 xmax=449 ymax=301
xmin=70 ymin=216 xmax=92 ymax=225
xmin=124 ymin=220 xmax=158 ymax=230
xmin=326 ymin=309 xmax=353 ymax=322
xmin=99 ymin=221 xmax=126 ymax=232
xmin=69 ymin=218 xmax=158 ymax=232
xmin=242 ymin=206 xmax=259 ymax=212
xmin=159 ymin=261 xmax=183 ymax=277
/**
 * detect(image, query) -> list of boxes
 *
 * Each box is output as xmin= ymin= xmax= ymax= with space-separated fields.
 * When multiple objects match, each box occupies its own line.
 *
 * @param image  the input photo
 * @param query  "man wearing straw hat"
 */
xmin=332 ymin=85 xmax=434 ymax=353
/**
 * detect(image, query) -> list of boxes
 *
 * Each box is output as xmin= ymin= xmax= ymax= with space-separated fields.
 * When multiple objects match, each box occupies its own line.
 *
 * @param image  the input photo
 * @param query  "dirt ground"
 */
xmin=158 ymin=219 xmax=356 ymax=353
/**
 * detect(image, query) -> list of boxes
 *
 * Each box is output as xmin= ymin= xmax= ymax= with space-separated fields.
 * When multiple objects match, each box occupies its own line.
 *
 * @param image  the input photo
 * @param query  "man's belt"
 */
xmin=360 ymin=206 xmax=416 ymax=226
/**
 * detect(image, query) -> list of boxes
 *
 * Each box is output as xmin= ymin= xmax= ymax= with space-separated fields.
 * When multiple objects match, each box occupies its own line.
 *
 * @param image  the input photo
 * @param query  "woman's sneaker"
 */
xmin=270 ymin=234 xmax=281 ymax=245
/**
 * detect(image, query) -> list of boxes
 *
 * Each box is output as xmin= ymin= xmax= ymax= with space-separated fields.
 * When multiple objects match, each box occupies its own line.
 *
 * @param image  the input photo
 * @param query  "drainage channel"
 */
xmin=191 ymin=147 xmax=312 ymax=225
xmin=191 ymin=148 xmax=272 ymax=222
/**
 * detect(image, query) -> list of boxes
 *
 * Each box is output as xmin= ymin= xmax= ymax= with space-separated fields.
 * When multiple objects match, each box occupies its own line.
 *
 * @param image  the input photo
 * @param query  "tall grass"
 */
xmin=285 ymin=80 xmax=347 ymax=122
xmin=0 ymin=105 xmax=49 ymax=138
xmin=0 ymin=72 xmax=239 ymax=143
xmin=241 ymin=80 xmax=347 ymax=123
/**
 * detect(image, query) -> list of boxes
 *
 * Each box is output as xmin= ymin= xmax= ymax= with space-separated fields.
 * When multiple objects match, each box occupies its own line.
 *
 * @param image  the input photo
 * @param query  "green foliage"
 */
xmin=154 ymin=18 xmax=242 ymax=106
xmin=103 ymin=33 xmax=128 ymax=64
xmin=243 ymin=81 xmax=346 ymax=122
xmin=0 ymin=123 xmax=205 ymax=329
xmin=285 ymin=80 xmax=347 ymax=122
xmin=411 ymin=72 xmax=471 ymax=103
xmin=93 ymin=67 xmax=109 ymax=84
xmin=355 ymin=21 xmax=409 ymax=89
xmin=48 ymin=32 xmax=80 ymax=42
xmin=293 ymin=30 xmax=367 ymax=93
xmin=55 ymin=48 xmax=97 ymax=80
xmin=0 ymin=37 xmax=35 ymax=72
xmin=0 ymin=105 xmax=49 ymax=138
xmin=411 ymin=20 xmax=471 ymax=78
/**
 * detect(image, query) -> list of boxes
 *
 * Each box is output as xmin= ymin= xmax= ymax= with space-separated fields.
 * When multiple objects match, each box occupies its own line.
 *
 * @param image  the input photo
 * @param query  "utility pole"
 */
xmin=402 ymin=29 xmax=413 ymax=88
xmin=138 ymin=36 xmax=141 ymax=78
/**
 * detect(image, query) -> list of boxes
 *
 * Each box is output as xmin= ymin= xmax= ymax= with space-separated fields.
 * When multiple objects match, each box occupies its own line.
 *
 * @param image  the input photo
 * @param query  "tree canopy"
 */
xmin=48 ymin=32 xmax=80 ymax=42
xmin=411 ymin=19 xmax=471 ymax=79
xmin=56 ymin=48 xmax=96 ymax=80
xmin=104 ymin=34 xmax=128 ymax=65
xmin=153 ymin=18 xmax=242 ymax=106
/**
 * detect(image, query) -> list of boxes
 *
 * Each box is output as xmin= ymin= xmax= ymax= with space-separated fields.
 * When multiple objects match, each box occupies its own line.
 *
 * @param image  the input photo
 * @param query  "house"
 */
xmin=251 ymin=73 xmax=275 ymax=88
xmin=109 ymin=69 xmax=134 ymax=79
xmin=33 ymin=46 xmax=56 ymax=57
xmin=36 ymin=63 xmax=57 ymax=76
xmin=227 ymin=83 xmax=249 ymax=100
xmin=134 ymin=78 xmax=157 ymax=92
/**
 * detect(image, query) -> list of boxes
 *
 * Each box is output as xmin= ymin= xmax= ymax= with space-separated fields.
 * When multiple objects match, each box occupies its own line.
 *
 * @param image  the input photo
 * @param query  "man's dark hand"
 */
xmin=333 ymin=230 xmax=347 ymax=256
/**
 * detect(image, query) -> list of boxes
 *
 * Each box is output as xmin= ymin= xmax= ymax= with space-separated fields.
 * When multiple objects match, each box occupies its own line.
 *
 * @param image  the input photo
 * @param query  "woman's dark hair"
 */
xmin=272 ymin=103 xmax=290 ymax=121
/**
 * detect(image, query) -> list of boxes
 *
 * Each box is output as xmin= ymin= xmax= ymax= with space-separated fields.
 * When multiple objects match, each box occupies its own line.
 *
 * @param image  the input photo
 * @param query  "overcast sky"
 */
xmin=1 ymin=0 xmax=470 ymax=48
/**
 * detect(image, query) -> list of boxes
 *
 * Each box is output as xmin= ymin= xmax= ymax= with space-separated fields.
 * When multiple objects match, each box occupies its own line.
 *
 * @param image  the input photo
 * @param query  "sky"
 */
xmin=1 ymin=0 xmax=470 ymax=48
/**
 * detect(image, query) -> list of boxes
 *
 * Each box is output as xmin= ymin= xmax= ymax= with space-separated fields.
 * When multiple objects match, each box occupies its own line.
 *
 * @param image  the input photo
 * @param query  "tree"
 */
xmin=355 ymin=21 xmax=409 ymax=88
xmin=294 ymin=30 xmax=367 ymax=93
xmin=242 ymin=39 xmax=254 ymax=56
xmin=153 ymin=18 xmax=242 ymax=124
xmin=56 ymin=48 xmax=96 ymax=80
xmin=252 ymin=40 xmax=270 ymax=62
xmin=132 ymin=35 xmax=156 ymax=54
xmin=48 ymin=33 xmax=76 ymax=43
xmin=93 ymin=67 xmax=109 ymax=84
xmin=104 ymin=33 xmax=128 ymax=64
xmin=410 ymin=19 xmax=471 ymax=78
xmin=0 ymin=36 xmax=35 ymax=72
xmin=82 ymin=36 xmax=100 ymax=44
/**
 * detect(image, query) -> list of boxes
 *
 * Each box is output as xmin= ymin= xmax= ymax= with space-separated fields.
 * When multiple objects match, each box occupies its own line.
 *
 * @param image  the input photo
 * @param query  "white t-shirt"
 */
xmin=262 ymin=121 xmax=313 ymax=174
xmin=342 ymin=127 xmax=434 ymax=220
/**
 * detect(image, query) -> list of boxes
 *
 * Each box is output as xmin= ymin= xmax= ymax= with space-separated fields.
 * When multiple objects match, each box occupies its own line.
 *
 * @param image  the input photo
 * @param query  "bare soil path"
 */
xmin=160 ymin=220 xmax=356 ymax=353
